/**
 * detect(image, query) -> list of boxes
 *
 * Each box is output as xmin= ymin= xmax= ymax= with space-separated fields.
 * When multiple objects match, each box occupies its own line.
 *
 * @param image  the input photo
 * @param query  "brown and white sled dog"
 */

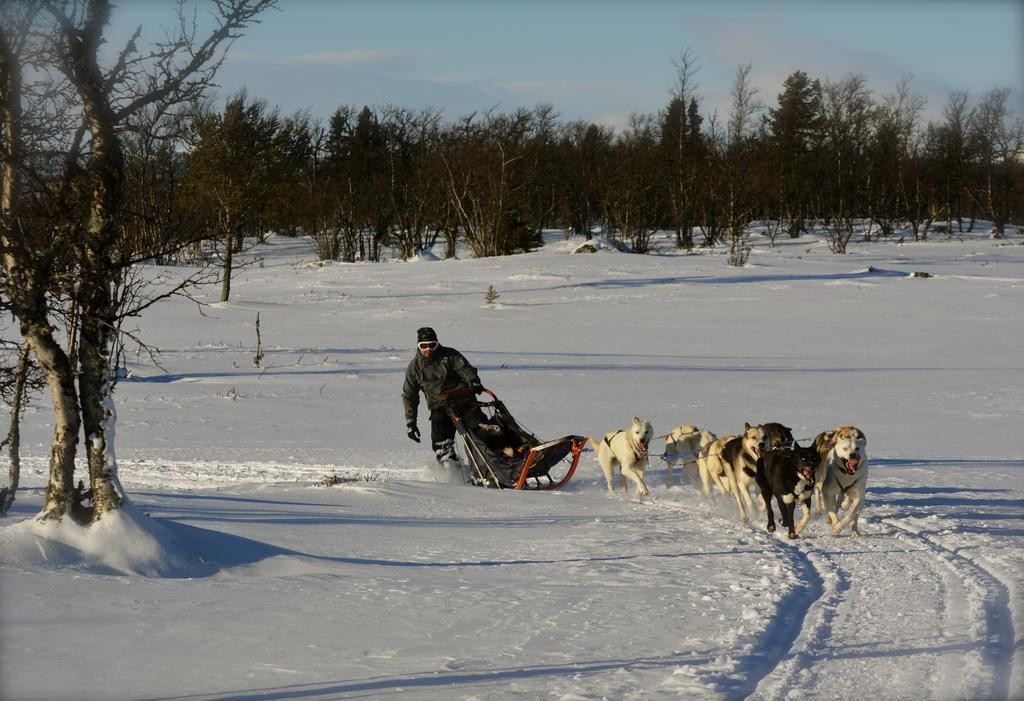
xmin=663 ymin=425 xmax=717 ymax=490
xmin=697 ymin=434 xmax=738 ymax=501
xmin=821 ymin=426 xmax=869 ymax=537
xmin=812 ymin=429 xmax=836 ymax=513
xmin=702 ymin=423 xmax=768 ymax=521
xmin=591 ymin=417 xmax=654 ymax=498
xmin=722 ymin=423 xmax=770 ymax=522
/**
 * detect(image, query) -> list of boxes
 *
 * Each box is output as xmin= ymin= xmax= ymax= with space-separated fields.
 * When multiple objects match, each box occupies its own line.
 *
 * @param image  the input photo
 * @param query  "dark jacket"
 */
xmin=402 ymin=345 xmax=481 ymax=426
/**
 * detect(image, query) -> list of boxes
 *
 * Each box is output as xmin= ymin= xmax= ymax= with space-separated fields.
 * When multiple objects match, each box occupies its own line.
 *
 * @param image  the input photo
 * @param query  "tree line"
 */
xmin=178 ymin=54 xmax=1023 ymax=283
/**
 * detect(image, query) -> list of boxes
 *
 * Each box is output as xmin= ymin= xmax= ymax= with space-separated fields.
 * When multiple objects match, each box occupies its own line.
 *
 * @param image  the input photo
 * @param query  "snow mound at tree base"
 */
xmin=410 ymin=248 xmax=441 ymax=261
xmin=0 ymin=501 xmax=211 ymax=578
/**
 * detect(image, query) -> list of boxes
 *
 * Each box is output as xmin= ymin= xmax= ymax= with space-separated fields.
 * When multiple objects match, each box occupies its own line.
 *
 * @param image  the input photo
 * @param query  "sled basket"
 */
xmin=443 ymin=387 xmax=585 ymax=490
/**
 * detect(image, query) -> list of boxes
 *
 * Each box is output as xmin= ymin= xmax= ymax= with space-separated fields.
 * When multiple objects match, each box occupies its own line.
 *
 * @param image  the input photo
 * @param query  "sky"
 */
xmin=107 ymin=0 xmax=1024 ymax=130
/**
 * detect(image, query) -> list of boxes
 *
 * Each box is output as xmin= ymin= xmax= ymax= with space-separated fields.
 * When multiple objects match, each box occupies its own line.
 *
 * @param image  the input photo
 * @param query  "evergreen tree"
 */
xmin=769 ymin=71 xmax=824 ymax=237
xmin=183 ymin=92 xmax=282 ymax=301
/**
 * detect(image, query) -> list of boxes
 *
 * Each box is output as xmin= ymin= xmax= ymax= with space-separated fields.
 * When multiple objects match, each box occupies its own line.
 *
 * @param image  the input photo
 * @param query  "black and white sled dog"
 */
xmin=761 ymin=422 xmax=795 ymax=451
xmin=821 ymin=426 xmax=869 ymax=538
xmin=756 ymin=443 xmax=820 ymax=539
xmin=591 ymin=417 xmax=653 ymax=498
xmin=663 ymin=424 xmax=717 ymax=490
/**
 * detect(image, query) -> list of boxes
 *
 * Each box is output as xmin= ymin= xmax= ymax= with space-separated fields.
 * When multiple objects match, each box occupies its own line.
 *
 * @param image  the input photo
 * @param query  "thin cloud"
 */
xmin=282 ymin=49 xmax=433 ymax=67
xmin=684 ymin=9 xmax=1022 ymax=121
xmin=487 ymin=80 xmax=659 ymax=101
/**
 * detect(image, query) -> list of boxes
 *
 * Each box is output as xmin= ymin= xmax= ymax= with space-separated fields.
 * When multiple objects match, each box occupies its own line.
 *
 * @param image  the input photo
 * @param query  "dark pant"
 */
xmin=429 ymin=407 xmax=457 ymax=463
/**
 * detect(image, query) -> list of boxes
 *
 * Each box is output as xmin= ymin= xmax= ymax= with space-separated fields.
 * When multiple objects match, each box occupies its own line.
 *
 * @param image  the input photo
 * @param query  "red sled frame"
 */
xmin=442 ymin=386 xmax=585 ymax=490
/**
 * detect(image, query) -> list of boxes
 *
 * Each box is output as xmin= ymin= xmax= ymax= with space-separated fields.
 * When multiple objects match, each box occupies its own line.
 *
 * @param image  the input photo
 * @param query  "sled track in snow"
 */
xmin=645 ymin=496 xmax=838 ymax=700
xmin=879 ymin=516 xmax=1016 ymax=700
xmin=752 ymin=525 xmax=984 ymax=700
xmin=726 ymin=516 xmax=1016 ymax=701
xmin=655 ymin=488 xmax=1018 ymax=701
xmin=743 ymin=542 xmax=849 ymax=701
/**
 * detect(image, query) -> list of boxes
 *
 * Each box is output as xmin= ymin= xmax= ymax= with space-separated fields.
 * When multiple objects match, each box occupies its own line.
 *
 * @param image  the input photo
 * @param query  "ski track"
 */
xmin=880 ymin=516 xmax=1016 ymax=700
xmin=753 ymin=531 xmax=966 ymax=700
xmin=743 ymin=541 xmax=843 ymax=701
xmin=646 ymin=490 xmax=1016 ymax=701
xmin=711 ymin=537 xmax=832 ymax=700
xmin=638 ymin=495 xmax=834 ymax=700
xmin=739 ymin=511 xmax=1015 ymax=701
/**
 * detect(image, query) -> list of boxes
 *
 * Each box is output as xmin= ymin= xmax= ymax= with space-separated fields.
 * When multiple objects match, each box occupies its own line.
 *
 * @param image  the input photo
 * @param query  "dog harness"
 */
xmin=783 ymin=476 xmax=813 ymax=504
xmin=827 ymin=462 xmax=861 ymax=494
xmin=605 ymin=430 xmax=648 ymax=455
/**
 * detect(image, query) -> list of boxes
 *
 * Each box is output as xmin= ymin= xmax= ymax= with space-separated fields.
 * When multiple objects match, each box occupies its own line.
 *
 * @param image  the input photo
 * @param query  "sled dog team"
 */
xmin=591 ymin=419 xmax=869 ymax=539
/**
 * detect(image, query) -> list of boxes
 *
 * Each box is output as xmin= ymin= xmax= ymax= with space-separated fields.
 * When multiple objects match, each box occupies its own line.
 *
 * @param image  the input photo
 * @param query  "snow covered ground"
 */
xmin=2 ymin=228 xmax=1023 ymax=700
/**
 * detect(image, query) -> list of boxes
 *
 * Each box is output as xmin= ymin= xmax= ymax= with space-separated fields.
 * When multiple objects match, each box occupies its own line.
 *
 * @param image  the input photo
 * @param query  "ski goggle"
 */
xmin=417 ymin=341 xmax=438 ymax=350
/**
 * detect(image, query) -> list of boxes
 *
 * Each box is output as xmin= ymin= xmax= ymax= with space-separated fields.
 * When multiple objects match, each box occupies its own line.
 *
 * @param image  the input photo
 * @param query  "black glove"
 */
xmin=407 ymin=425 xmax=420 ymax=443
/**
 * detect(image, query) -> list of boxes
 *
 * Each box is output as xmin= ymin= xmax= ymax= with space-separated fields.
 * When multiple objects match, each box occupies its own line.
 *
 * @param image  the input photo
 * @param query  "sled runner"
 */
xmin=443 ymin=386 xmax=585 ymax=490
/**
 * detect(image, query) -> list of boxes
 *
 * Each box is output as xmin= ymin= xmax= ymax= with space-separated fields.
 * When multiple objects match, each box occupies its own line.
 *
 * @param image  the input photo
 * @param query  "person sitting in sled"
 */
xmin=402 ymin=327 xmax=483 ymax=465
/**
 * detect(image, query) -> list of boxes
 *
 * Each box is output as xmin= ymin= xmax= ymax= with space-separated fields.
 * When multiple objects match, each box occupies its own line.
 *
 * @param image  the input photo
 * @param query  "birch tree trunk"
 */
xmin=1 ymin=23 xmax=82 ymax=521
xmin=221 ymin=228 xmax=234 ymax=302
xmin=55 ymin=0 xmax=127 ymax=519
xmin=27 ymin=324 xmax=82 ymax=521
xmin=2 ymin=343 xmax=31 ymax=516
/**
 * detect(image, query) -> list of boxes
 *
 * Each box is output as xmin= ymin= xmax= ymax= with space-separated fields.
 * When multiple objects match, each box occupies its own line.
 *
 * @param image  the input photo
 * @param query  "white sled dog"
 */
xmin=663 ymin=425 xmax=717 ymax=490
xmin=821 ymin=426 xmax=869 ymax=537
xmin=591 ymin=417 xmax=653 ymax=498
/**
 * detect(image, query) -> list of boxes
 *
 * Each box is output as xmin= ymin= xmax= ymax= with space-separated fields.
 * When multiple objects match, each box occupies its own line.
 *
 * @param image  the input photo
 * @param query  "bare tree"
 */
xmin=322 ymin=104 xmax=362 ymax=262
xmin=0 ymin=3 xmax=83 ymax=521
xmin=603 ymin=113 xmax=663 ymax=253
xmin=663 ymin=47 xmax=702 ymax=249
xmin=443 ymin=108 xmax=533 ymax=257
xmin=868 ymin=76 xmax=926 ymax=240
xmin=0 ymin=340 xmax=43 ymax=516
xmin=724 ymin=63 xmax=762 ymax=265
xmin=560 ymin=120 xmax=612 ymax=239
xmin=1 ymin=0 xmax=275 ymax=524
xmin=821 ymin=74 xmax=874 ymax=253
xmin=520 ymin=103 xmax=561 ymax=243
xmin=700 ymin=109 xmax=726 ymax=248
xmin=939 ymin=90 xmax=970 ymax=232
xmin=890 ymin=78 xmax=929 ymax=241
xmin=383 ymin=105 xmax=445 ymax=260
xmin=968 ymin=87 xmax=1024 ymax=237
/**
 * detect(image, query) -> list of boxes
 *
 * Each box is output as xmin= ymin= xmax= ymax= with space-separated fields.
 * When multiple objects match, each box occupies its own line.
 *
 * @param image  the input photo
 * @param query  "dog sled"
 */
xmin=443 ymin=386 xmax=586 ymax=490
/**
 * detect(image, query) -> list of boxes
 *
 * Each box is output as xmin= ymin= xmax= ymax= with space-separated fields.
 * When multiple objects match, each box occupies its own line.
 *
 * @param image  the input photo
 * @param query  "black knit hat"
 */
xmin=417 ymin=327 xmax=438 ymax=343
